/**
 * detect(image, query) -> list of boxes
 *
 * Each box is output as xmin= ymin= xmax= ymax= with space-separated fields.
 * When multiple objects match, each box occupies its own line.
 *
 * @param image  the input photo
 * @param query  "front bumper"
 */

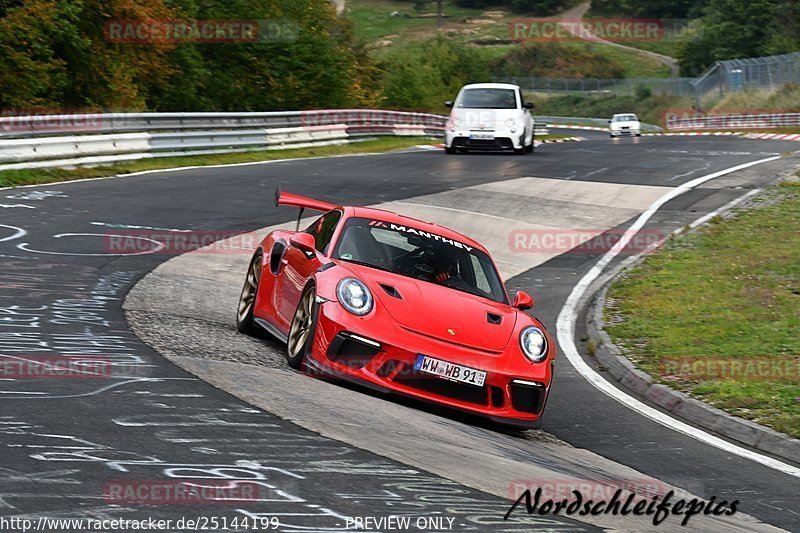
xmin=446 ymin=129 xmax=524 ymax=150
xmin=610 ymin=128 xmax=641 ymax=136
xmin=306 ymin=302 xmax=553 ymax=426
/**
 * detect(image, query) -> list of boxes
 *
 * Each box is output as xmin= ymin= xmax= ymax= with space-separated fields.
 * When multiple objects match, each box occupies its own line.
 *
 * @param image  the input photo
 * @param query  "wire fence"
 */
xmin=692 ymin=52 xmax=800 ymax=104
xmin=498 ymin=52 xmax=800 ymax=105
xmin=497 ymin=77 xmax=697 ymax=97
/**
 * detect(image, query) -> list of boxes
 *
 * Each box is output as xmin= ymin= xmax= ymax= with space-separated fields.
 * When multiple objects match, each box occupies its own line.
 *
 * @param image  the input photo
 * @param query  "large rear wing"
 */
xmin=274 ymin=186 xmax=337 ymax=213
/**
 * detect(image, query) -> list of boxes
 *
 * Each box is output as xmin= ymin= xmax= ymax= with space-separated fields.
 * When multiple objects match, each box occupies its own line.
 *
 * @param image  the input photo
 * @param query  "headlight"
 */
xmin=520 ymin=326 xmax=548 ymax=363
xmin=505 ymin=119 xmax=516 ymax=128
xmin=336 ymin=278 xmax=373 ymax=316
xmin=452 ymin=118 xmax=461 ymax=127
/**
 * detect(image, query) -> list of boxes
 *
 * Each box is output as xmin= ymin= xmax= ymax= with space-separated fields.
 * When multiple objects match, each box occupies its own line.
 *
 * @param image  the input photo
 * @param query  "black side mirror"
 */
xmin=445 ymin=101 xmax=454 ymax=108
xmin=523 ymin=102 xmax=534 ymax=109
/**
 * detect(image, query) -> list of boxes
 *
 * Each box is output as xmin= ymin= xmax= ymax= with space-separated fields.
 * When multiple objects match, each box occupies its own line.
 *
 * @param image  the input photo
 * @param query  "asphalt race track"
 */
xmin=1 ymin=130 xmax=799 ymax=532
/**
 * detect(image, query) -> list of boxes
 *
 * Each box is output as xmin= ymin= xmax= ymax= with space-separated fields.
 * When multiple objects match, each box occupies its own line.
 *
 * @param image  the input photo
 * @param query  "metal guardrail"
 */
xmin=0 ymin=108 xmax=602 ymax=172
xmin=667 ymin=112 xmax=800 ymax=131
xmin=0 ymin=110 xmax=446 ymax=139
xmin=0 ymin=110 xmax=447 ymax=171
xmin=539 ymin=115 xmax=663 ymax=132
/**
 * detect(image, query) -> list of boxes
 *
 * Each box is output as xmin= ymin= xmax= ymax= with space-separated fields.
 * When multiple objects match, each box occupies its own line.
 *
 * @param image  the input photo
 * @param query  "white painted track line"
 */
xmin=556 ymin=155 xmax=800 ymax=478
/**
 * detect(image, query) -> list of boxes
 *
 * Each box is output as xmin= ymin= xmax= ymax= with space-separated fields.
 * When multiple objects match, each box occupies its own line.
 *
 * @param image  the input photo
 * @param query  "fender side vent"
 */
xmin=487 ymin=312 xmax=502 ymax=325
xmin=380 ymin=284 xmax=402 ymax=299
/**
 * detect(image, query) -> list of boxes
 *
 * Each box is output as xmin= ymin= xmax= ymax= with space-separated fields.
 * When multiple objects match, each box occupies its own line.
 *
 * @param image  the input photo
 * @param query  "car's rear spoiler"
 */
xmin=274 ymin=186 xmax=337 ymax=213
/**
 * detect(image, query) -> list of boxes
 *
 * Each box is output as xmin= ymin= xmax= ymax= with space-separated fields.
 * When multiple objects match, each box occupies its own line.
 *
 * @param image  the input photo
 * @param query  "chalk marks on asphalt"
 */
xmin=4 ymin=190 xmax=67 ymax=201
xmin=0 ymin=225 xmax=26 ymax=243
xmin=17 ymin=233 xmax=165 ymax=257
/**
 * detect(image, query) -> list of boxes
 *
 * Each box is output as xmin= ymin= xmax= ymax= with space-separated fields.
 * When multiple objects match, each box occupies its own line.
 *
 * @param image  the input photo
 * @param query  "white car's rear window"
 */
xmin=458 ymin=89 xmax=517 ymax=109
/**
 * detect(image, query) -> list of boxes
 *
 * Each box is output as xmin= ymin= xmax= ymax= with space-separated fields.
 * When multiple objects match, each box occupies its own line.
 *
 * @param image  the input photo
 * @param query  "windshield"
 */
xmin=613 ymin=114 xmax=638 ymax=122
xmin=332 ymin=217 xmax=507 ymax=304
xmin=458 ymin=88 xmax=518 ymax=109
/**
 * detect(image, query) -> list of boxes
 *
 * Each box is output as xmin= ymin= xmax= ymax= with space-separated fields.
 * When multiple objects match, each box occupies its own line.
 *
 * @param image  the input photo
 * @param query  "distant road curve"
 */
xmin=556 ymin=2 xmax=680 ymax=77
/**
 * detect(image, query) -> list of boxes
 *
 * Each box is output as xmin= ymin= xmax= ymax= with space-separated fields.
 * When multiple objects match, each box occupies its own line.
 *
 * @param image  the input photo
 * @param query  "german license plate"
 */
xmin=413 ymin=354 xmax=486 ymax=387
xmin=469 ymin=132 xmax=495 ymax=140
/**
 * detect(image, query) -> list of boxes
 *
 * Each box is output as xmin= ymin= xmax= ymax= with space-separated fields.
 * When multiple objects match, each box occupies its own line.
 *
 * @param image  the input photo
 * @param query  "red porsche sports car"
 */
xmin=236 ymin=189 xmax=555 ymax=428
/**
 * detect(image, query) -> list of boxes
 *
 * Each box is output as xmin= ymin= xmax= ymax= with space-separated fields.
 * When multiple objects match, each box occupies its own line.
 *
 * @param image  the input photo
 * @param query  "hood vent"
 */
xmin=487 ymin=312 xmax=502 ymax=325
xmin=379 ymin=284 xmax=402 ymax=299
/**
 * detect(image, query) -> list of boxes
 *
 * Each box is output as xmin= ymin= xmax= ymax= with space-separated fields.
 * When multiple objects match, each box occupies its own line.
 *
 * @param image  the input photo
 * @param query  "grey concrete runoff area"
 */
xmin=0 ymin=129 xmax=799 ymax=531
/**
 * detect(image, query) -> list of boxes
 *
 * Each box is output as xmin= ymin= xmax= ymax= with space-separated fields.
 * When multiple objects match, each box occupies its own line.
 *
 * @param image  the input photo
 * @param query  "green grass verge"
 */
xmin=349 ymin=0 xmax=485 ymax=43
xmin=0 ymin=137 xmax=434 ymax=189
xmin=605 ymin=180 xmax=800 ymax=438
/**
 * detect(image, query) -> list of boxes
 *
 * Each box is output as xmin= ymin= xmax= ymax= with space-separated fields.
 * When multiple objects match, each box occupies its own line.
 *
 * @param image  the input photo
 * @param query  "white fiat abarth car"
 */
xmin=444 ymin=83 xmax=535 ymax=155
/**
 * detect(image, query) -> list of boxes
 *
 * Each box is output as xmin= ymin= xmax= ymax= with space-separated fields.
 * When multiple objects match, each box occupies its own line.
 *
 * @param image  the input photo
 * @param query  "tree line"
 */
xmin=594 ymin=0 xmax=799 ymax=75
xmin=0 ymin=0 xmax=382 ymax=112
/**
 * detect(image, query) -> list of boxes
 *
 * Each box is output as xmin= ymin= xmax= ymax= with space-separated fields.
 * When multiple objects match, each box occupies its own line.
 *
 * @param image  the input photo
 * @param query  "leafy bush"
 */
xmin=379 ymin=37 xmax=491 ymax=110
xmin=491 ymin=43 xmax=627 ymax=79
xmin=635 ymin=83 xmax=652 ymax=100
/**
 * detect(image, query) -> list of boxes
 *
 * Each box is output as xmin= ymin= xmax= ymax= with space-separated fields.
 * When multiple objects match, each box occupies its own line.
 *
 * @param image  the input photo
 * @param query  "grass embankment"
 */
xmin=708 ymin=84 xmax=800 ymax=114
xmin=0 ymin=137 xmax=433 ymax=189
xmin=605 ymin=180 xmax=800 ymax=438
xmin=349 ymin=0 xmax=670 ymax=79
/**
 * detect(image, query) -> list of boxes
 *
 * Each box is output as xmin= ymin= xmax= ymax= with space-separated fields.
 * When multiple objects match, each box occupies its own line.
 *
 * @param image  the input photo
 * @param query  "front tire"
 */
xmin=286 ymin=284 xmax=317 ymax=369
xmin=236 ymin=251 xmax=262 ymax=335
xmin=514 ymin=132 xmax=526 ymax=155
xmin=445 ymin=145 xmax=456 ymax=154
